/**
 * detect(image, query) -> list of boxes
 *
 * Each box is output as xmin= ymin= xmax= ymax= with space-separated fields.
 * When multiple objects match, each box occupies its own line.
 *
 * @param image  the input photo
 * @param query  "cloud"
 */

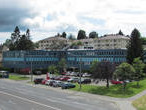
xmin=0 ymin=0 xmax=38 ymax=32
xmin=1 ymin=0 xmax=146 ymax=43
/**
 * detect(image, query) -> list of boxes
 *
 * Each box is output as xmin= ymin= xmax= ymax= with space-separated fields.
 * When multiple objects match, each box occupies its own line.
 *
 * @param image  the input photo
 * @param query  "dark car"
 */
xmin=61 ymin=83 xmax=76 ymax=89
xmin=78 ymin=79 xmax=91 ymax=84
xmin=34 ymin=78 xmax=44 ymax=84
xmin=33 ymin=71 xmax=42 ymax=75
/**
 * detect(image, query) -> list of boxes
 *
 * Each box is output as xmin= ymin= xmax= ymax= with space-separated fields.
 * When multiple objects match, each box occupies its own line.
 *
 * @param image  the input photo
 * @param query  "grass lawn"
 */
xmin=9 ymin=74 xmax=29 ymax=80
xmin=71 ymin=79 xmax=146 ymax=98
xmin=27 ymin=81 xmax=34 ymax=84
xmin=133 ymin=95 xmax=146 ymax=110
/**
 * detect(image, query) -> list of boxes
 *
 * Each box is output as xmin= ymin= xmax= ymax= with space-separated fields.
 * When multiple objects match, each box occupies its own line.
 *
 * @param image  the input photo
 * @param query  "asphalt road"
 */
xmin=0 ymin=79 xmax=119 ymax=110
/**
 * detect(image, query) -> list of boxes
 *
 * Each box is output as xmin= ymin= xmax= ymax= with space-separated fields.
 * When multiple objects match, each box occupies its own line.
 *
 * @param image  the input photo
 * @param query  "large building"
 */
xmin=37 ymin=36 xmax=68 ymax=50
xmin=2 ymin=49 xmax=127 ymax=71
xmin=94 ymin=34 xmax=130 ymax=50
xmin=2 ymin=34 xmax=132 ymax=72
xmin=37 ymin=34 xmax=130 ymax=51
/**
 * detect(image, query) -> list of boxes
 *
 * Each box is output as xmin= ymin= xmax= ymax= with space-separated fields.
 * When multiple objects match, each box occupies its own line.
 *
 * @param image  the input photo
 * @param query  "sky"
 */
xmin=0 ymin=0 xmax=146 ymax=43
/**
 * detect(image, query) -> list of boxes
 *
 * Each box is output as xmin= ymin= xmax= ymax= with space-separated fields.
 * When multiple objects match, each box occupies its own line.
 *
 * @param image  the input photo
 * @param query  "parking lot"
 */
xmin=32 ymin=71 xmax=109 ymax=90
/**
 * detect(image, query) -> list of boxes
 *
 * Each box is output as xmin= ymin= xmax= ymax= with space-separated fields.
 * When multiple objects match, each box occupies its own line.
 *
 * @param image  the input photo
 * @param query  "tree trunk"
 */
xmin=137 ymin=81 xmax=139 ymax=88
xmin=123 ymin=82 xmax=126 ymax=93
xmin=106 ymin=78 xmax=109 ymax=88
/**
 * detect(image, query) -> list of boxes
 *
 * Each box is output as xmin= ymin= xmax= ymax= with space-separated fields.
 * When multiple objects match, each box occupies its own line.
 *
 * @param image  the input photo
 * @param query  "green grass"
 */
xmin=27 ymin=81 xmax=34 ymax=84
xmin=9 ymin=75 xmax=29 ymax=80
xmin=133 ymin=95 xmax=146 ymax=110
xmin=71 ymin=79 xmax=146 ymax=98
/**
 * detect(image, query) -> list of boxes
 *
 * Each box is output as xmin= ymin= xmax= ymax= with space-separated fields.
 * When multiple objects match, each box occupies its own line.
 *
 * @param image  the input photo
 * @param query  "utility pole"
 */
xmin=30 ymin=60 xmax=33 ymax=82
xmin=79 ymin=56 xmax=82 ymax=91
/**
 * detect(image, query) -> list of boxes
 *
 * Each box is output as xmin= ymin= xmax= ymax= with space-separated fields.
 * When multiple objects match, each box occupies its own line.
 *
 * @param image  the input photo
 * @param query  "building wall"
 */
xmin=37 ymin=36 xmax=68 ymax=50
xmin=2 ymin=49 xmax=127 ymax=71
xmin=94 ymin=35 xmax=130 ymax=49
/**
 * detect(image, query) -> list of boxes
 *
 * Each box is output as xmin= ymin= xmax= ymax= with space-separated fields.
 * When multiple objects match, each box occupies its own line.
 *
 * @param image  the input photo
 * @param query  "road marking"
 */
xmin=0 ymin=91 xmax=61 ymax=110
xmin=46 ymin=98 xmax=58 ymax=103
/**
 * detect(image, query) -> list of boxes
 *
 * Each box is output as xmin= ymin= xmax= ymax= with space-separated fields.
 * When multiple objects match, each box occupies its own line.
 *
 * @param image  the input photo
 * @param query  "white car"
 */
xmin=82 ymin=73 xmax=91 ymax=77
xmin=45 ymin=80 xmax=54 ymax=85
xmin=67 ymin=77 xmax=79 ymax=83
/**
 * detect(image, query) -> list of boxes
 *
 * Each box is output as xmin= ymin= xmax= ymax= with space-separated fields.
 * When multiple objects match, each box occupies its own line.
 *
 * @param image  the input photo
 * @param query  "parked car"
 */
xmin=45 ymin=80 xmax=56 ymax=86
xmin=41 ymin=79 xmax=48 ymax=85
xmin=67 ymin=77 xmax=79 ymax=83
xmin=60 ymin=76 xmax=70 ymax=81
xmin=111 ymin=80 xmax=123 ymax=84
xmin=34 ymin=78 xmax=44 ymax=84
xmin=61 ymin=83 xmax=76 ymax=89
xmin=76 ymin=73 xmax=83 ymax=77
xmin=82 ymin=73 xmax=91 ymax=77
xmin=33 ymin=71 xmax=42 ymax=75
xmin=61 ymin=72 xmax=67 ymax=75
xmin=52 ymin=81 xmax=64 ymax=87
xmin=66 ymin=71 xmax=71 ymax=76
xmin=78 ymin=78 xmax=91 ymax=84
xmin=70 ymin=72 xmax=77 ymax=76
xmin=54 ymin=76 xmax=63 ymax=80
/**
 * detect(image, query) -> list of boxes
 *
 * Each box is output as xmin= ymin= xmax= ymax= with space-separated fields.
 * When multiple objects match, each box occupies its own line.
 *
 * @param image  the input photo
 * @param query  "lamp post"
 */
xmin=30 ymin=57 xmax=33 ymax=82
xmin=79 ymin=56 xmax=82 ymax=90
xmin=30 ymin=61 xmax=33 ymax=82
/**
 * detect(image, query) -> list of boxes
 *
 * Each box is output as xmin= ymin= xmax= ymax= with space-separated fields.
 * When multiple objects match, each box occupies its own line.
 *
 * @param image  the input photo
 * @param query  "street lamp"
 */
xmin=28 ymin=55 xmax=33 ymax=82
xmin=79 ymin=56 xmax=82 ymax=90
xmin=30 ymin=60 xmax=33 ymax=82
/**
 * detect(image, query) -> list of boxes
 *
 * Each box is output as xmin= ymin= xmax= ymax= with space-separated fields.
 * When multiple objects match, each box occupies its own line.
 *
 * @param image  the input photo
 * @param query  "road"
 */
xmin=0 ymin=79 xmax=119 ymax=110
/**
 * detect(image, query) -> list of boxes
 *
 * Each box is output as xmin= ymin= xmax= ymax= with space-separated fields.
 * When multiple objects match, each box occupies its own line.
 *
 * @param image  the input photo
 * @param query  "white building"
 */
xmin=37 ymin=34 xmax=130 ymax=51
xmin=94 ymin=34 xmax=130 ymax=50
xmin=77 ymin=38 xmax=94 ymax=49
xmin=37 ymin=36 xmax=68 ymax=50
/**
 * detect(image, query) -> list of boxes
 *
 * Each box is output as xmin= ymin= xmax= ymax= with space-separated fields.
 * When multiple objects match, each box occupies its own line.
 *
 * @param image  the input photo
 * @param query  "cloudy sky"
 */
xmin=0 ymin=0 xmax=146 ymax=43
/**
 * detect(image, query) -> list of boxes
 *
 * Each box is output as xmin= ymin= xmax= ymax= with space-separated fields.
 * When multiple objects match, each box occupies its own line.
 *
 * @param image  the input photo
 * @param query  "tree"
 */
xmin=140 ymin=37 xmax=146 ymax=45
xmin=126 ymin=28 xmax=143 ymax=64
xmin=61 ymin=32 xmax=67 ymax=38
xmin=4 ymin=27 xmax=35 ymax=50
xmin=68 ymin=34 xmax=76 ymax=40
xmin=90 ymin=60 xmax=98 ymax=74
xmin=132 ymin=57 xmax=145 ymax=87
xmin=26 ymin=29 xmax=30 ymax=39
xmin=58 ymin=58 xmax=67 ymax=73
xmin=118 ymin=30 xmax=124 ymax=35
xmin=142 ymin=64 xmax=146 ymax=78
xmin=89 ymin=31 xmax=98 ymax=38
xmin=77 ymin=30 xmax=86 ymax=40
xmin=91 ymin=61 xmax=115 ymax=88
xmin=48 ymin=65 xmax=58 ymax=74
xmin=8 ymin=26 xmax=21 ymax=50
xmin=114 ymin=62 xmax=135 ymax=91
xmin=17 ymin=34 xmax=34 ymax=50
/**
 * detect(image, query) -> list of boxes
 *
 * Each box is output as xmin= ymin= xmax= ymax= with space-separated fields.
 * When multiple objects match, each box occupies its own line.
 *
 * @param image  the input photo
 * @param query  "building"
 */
xmin=2 ymin=49 xmax=127 ymax=71
xmin=37 ymin=36 xmax=68 ymax=50
xmin=68 ymin=34 xmax=130 ymax=50
xmin=75 ymin=39 xmax=94 ymax=50
xmin=94 ymin=34 xmax=130 ymax=50
xmin=36 ymin=34 xmax=130 ymax=51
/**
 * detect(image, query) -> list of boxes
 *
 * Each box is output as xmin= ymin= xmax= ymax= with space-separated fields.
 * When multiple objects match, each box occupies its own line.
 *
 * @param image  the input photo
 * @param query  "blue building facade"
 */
xmin=2 ymin=49 xmax=127 ymax=71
